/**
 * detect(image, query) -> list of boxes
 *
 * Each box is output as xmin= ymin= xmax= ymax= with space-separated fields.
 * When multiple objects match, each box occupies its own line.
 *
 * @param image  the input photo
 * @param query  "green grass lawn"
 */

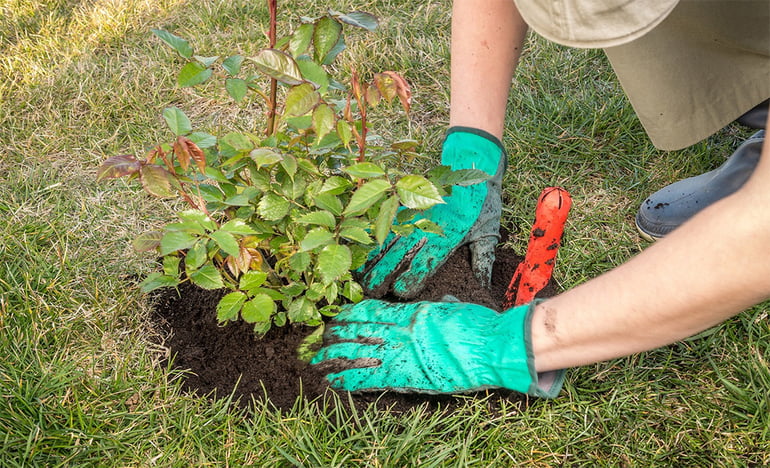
xmin=1 ymin=0 xmax=767 ymax=465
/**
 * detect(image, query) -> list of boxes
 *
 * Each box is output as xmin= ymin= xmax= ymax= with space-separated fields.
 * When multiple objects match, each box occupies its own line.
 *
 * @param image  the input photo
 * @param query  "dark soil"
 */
xmin=150 ymin=240 xmax=557 ymax=414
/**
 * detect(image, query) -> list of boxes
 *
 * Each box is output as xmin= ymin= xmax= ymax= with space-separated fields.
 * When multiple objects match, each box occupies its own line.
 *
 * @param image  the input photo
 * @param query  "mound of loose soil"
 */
xmin=150 ymin=240 xmax=557 ymax=413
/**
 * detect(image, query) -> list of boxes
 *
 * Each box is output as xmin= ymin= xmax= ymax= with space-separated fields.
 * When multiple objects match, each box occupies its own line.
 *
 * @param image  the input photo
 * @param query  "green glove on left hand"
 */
xmin=310 ymin=299 xmax=565 ymax=397
xmin=357 ymin=127 xmax=506 ymax=298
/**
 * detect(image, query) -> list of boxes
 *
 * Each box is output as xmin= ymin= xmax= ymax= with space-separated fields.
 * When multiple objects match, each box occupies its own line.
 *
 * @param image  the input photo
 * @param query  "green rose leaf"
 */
xmin=162 ymin=256 xmax=181 ymax=276
xmin=151 ymin=29 xmax=193 ymax=59
xmin=349 ymin=244 xmax=372 ymax=270
xmin=178 ymin=61 xmax=212 ymax=87
xmin=249 ymin=148 xmax=283 ymax=168
xmin=339 ymin=227 xmax=372 ymax=245
xmin=281 ymin=282 xmax=306 ymax=298
xmin=313 ymin=16 xmax=342 ymax=64
xmin=280 ymin=153 xmax=298 ymax=179
xmin=250 ymin=48 xmax=304 ymax=85
xmin=415 ymin=218 xmax=444 ymax=236
xmin=287 ymin=297 xmax=318 ymax=324
xmin=188 ymin=131 xmax=217 ymax=149
xmin=193 ymin=55 xmax=219 ymax=67
xmin=139 ymin=272 xmax=181 ymax=293
xmin=162 ymin=106 xmax=192 ymax=136
xmin=132 ymin=230 xmax=162 ymax=252
xmin=289 ymin=23 xmax=314 ymax=57
xmin=257 ymin=193 xmax=290 ymax=221
xmin=343 ymin=162 xmax=386 ymax=179
xmin=313 ymin=193 xmax=343 ymax=215
xmin=159 ymin=231 xmax=197 ymax=256
xmin=312 ymin=103 xmax=335 ymax=144
xmin=222 ymin=54 xmax=244 ymax=76
xmin=220 ymin=219 xmax=258 ymax=235
xmin=190 ymin=264 xmax=225 ymax=290
xmin=441 ymin=168 xmax=491 ymax=186
xmin=390 ymin=139 xmax=420 ymax=152
xmin=295 ymin=210 xmax=336 ymax=228
xmin=330 ymin=10 xmax=379 ymax=31
xmin=342 ymin=280 xmax=364 ymax=302
xmin=317 ymin=243 xmax=351 ymax=285
xmin=239 ymin=270 xmax=268 ymax=292
xmin=241 ymin=294 xmax=275 ymax=323
xmin=209 ymin=230 xmax=240 ymax=257
xmin=225 ymin=78 xmax=248 ymax=102
xmin=374 ymin=194 xmax=399 ymax=245
xmin=217 ymin=291 xmax=246 ymax=322
xmin=288 ymin=251 xmax=311 ymax=273
xmin=178 ymin=210 xmax=216 ymax=232
xmin=221 ymin=132 xmax=254 ymax=154
xmin=336 ymin=120 xmax=352 ymax=148
xmin=319 ymin=176 xmax=353 ymax=195
xmin=300 ymin=227 xmax=334 ymax=252
xmin=273 ymin=311 xmax=287 ymax=327
xmin=343 ymin=179 xmax=390 ymax=215
xmin=396 ymin=175 xmax=445 ymax=210
xmin=284 ymin=83 xmax=320 ymax=117
xmin=297 ymin=57 xmax=330 ymax=94
xmin=184 ymin=241 xmax=208 ymax=271
xmin=199 ymin=184 xmax=224 ymax=203
xmin=321 ymin=35 xmax=345 ymax=66
xmin=324 ymin=282 xmax=339 ymax=305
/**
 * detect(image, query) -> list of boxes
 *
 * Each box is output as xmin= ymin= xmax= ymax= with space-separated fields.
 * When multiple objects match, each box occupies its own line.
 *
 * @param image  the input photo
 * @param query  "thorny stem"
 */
xmin=351 ymin=70 xmax=368 ymax=163
xmin=266 ymin=0 xmax=278 ymax=136
xmin=157 ymin=145 xmax=202 ymax=212
xmin=156 ymin=143 xmax=212 ymax=214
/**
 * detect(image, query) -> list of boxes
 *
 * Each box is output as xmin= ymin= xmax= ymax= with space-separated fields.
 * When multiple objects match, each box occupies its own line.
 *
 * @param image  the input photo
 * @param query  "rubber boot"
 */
xmin=635 ymin=130 xmax=765 ymax=241
xmin=736 ymin=98 xmax=768 ymax=129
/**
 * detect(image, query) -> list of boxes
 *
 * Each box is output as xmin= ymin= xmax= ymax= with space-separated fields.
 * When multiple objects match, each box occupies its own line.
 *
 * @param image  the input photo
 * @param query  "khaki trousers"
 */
xmin=604 ymin=0 xmax=770 ymax=150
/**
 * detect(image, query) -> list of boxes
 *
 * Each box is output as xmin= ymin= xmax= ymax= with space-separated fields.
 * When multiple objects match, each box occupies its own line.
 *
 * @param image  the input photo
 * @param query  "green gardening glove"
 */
xmin=310 ymin=299 xmax=566 ymax=397
xmin=357 ymin=127 xmax=506 ymax=298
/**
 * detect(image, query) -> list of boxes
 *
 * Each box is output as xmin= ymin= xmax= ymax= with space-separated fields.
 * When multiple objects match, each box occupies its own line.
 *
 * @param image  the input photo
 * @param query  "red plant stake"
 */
xmin=503 ymin=187 xmax=572 ymax=308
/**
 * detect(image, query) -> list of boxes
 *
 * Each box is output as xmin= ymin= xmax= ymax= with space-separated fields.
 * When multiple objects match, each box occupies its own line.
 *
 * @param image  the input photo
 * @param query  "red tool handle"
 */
xmin=503 ymin=187 xmax=572 ymax=309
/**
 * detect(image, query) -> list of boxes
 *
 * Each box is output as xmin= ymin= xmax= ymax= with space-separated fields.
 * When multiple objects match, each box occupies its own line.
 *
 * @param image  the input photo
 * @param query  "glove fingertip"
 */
xmin=469 ymin=238 xmax=496 ymax=288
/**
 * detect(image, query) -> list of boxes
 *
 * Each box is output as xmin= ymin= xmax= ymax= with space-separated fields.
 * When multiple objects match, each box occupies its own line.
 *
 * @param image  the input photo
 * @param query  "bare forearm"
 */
xmin=449 ymin=0 xmax=528 ymax=139
xmin=532 ymin=132 xmax=770 ymax=372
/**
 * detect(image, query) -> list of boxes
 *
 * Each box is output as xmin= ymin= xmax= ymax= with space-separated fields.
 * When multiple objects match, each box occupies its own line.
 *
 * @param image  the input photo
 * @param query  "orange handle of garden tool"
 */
xmin=503 ymin=187 xmax=572 ymax=308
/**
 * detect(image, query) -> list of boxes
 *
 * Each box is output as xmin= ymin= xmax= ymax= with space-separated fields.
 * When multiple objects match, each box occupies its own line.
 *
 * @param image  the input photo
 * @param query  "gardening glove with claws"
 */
xmin=357 ymin=127 xmax=506 ymax=298
xmin=310 ymin=299 xmax=565 ymax=397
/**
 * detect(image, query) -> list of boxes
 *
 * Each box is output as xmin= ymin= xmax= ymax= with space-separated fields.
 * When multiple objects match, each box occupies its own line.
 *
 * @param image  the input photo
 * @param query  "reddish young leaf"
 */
xmin=250 ymin=48 xmax=304 ymax=85
xmin=96 ymin=154 xmax=141 ymax=181
xmin=179 ymin=136 xmax=206 ymax=173
xmin=343 ymin=96 xmax=353 ymax=122
xmin=373 ymin=73 xmax=396 ymax=104
xmin=382 ymin=71 xmax=411 ymax=114
xmin=351 ymin=70 xmax=363 ymax=103
xmin=225 ymin=255 xmax=240 ymax=278
xmin=365 ymin=83 xmax=381 ymax=107
xmin=173 ymin=137 xmax=191 ymax=172
xmin=374 ymin=71 xmax=411 ymax=114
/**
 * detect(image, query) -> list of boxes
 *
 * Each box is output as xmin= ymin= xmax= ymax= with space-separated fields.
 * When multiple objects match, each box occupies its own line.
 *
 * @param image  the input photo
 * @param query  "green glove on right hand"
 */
xmin=357 ymin=127 xmax=506 ymax=298
xmin=310 ymin=299 xmax=565 ymax=397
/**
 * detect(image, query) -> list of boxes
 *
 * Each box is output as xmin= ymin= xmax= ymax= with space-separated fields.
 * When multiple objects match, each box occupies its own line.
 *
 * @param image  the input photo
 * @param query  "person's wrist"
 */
xmin=498 ymin=301 xmax=566 ymax=398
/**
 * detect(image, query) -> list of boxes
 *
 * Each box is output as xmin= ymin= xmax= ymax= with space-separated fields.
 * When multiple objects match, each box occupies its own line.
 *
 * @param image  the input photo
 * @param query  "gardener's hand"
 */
xmin=357 ymin=127 xmax=506 ymax=298
xmin=310 ymin=299 xmax=565 ymax=397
